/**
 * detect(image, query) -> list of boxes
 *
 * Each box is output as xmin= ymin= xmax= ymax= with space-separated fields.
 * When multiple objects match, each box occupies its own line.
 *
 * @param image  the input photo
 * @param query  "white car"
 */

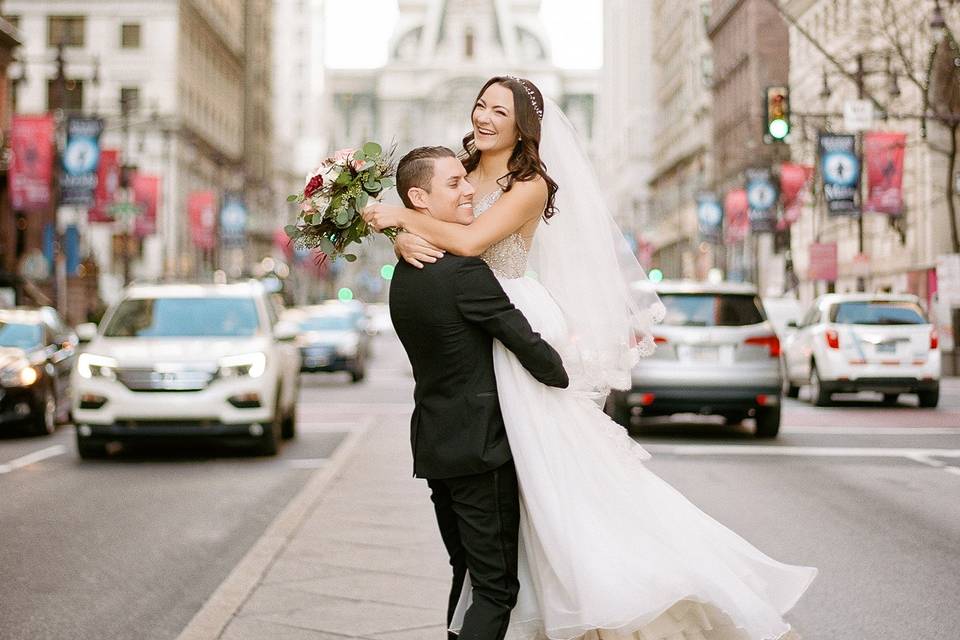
xmin=782 ymin=293 xmax=940 ymax=407
xmin=71 ymin=281 xmax=302 ymax=458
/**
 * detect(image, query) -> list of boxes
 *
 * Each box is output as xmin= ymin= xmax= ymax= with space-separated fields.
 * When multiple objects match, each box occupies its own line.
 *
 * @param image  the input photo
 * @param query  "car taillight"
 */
xmin=824 ymin=329 xmax=840 ymax=349
xmin=653 ymin=335 xmax=668 ymax=344
xmin=930 ymin=329 xmax=939 ymax=350
xmin=744 ymin=334 xmax=781 ymax=357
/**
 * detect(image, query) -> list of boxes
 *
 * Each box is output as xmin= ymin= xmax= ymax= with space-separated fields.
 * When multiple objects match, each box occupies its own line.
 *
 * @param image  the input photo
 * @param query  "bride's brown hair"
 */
xmin=460 ymin=76 xmax=558 ymax=220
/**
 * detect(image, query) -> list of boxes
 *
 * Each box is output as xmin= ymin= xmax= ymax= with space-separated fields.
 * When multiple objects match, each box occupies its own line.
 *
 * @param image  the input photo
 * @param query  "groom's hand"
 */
xmin=395 ymin=232 xmax=445 ymax=269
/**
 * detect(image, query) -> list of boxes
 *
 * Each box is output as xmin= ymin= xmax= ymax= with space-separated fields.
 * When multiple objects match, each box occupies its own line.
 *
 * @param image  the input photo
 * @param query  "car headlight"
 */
xmin=77 ymin=353 xmax=119 ymax=380
xmin=0 ymin=360 xmax=39 ymax=387
xmin=218 ymin=352 xmax=267 ymax=379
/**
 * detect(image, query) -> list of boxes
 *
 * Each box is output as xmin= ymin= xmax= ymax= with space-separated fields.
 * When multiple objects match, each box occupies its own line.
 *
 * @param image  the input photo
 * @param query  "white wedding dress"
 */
xmin=450 ymin=190 xmax=817 ymax=640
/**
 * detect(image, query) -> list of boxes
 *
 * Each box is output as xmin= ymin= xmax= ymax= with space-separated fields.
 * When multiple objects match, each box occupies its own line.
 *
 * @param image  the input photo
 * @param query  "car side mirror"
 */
xmin=273 ymin=320 xmax=299 ymax=342
xmin=76 ymin=322 xmax=98 ymax=343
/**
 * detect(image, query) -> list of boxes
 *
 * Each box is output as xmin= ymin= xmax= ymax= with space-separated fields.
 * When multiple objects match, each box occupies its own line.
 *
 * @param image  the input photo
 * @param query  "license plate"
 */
xmin=876 ymin=342 xmax=897 ymax=353
xmin=305 ymin=357 xmax=329 ymax=366
xmin=680 ymin=345 xmax=719 ymax=361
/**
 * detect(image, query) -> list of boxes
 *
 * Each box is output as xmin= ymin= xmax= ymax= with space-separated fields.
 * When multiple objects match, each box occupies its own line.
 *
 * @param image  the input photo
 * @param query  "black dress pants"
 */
xmin=427 ymin=460 xmax=521 ymax=640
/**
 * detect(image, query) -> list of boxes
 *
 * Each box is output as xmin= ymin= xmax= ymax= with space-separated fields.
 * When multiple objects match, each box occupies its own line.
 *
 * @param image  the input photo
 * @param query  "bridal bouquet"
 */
xmin=284 ymin=141 xmax=396 ymax=262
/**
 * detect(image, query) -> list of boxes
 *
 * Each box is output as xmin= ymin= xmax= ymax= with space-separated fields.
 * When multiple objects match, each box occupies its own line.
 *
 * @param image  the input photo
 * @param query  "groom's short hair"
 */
xmin=396 ymin=146 xmax=457 ymax=209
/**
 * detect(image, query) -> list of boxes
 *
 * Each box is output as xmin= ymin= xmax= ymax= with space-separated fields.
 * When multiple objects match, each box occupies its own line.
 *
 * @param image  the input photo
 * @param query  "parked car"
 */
xmin=782 ymin=293 xmax=940 ymax=407
xmin=365 ymin=302 xmax=394 ymax=335
xmin=0 ymin=307 xmax=77 ymax=435
xmin=761 ymin=296 xmax=803 ymax=341
xmin=605 ymin=281 xmax=783 ymax=437
xmin=288 ymin=305 xmax=368 ymax=382
xmin=71 ymin=281 xmax=301 ymax=458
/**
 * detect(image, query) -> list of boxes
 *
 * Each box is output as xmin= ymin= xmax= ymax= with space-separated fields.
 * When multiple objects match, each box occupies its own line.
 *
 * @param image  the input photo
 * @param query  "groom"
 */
xmin=388 ymin=146 xmax=568 ymax=640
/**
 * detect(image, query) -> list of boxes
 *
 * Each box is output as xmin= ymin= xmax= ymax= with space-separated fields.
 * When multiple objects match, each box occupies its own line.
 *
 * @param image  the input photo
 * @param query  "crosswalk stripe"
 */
xmin=0 ymin=445 xmax=67 ymax=474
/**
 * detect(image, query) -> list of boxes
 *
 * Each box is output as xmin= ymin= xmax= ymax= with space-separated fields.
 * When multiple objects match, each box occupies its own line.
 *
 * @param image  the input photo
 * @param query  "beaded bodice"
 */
xmin=475 ymin=189 xmax=529 ymax=279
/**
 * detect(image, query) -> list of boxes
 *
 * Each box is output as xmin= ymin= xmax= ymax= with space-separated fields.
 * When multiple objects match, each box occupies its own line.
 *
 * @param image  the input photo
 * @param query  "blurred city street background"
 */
xmin=0 ymin=0 xmax=959 ymax=639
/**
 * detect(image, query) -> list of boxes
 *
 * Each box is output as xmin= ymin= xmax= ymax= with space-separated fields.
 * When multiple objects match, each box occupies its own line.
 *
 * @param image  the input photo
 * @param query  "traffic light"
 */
xmin=764 ymin=86 xmax=790 ymax=143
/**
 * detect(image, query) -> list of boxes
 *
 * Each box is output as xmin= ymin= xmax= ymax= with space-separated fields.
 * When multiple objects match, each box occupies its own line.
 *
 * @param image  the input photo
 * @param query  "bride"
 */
xmin=363 ymin=76 xmax=817 ymax=640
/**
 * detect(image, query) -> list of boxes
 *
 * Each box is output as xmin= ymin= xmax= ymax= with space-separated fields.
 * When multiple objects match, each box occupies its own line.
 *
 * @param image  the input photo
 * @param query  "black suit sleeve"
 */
xmin=454 ymin=258 xmax=569 ymax=389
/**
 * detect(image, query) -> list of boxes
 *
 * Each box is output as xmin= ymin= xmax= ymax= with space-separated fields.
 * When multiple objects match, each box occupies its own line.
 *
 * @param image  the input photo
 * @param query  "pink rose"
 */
xmin=333 ymin=148 xmax=357 ymax=164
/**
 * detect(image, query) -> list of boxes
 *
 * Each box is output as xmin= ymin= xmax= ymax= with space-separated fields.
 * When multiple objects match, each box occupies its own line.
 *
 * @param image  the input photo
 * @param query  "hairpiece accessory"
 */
xmin=507 ymin=75 xmax=543 ymax=120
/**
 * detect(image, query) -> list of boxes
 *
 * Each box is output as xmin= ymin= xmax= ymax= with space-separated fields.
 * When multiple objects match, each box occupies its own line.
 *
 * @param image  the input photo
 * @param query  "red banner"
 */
xmin=779 ymin=163 xmax=813 ymax=228
xmin=864 ymin=131 xmax=906 ymax=215
xmin=808 ymin=242 xmax=838 ymax=281
xmin=9 ymin=114 xmax=55 ymax=211
xmin=88 ymin=149 xmax=121 ymax=222
xmin=188 ymin=191 xmax=217 ymax=250
xmin=724 ymin=189 xmax=749 ymax=243
xmin=132 ymin=174 xmax=160 ymax=237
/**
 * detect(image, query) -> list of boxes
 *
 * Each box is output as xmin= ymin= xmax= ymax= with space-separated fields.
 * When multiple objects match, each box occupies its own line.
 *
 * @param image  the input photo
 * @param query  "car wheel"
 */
xmin=918 ymin=386 xmax=939 ymax=408
xmin=604 ymin=395 xmax=633 ymax=429
xmin=281 ymin=407 xmax=297 ymax=440
xmin=809 ymin=364 xmax=831 ymax=407
xmin=254 ymin=400 xmax=282 ymax=456
xmin=784 ymin=380 xmax=800 ymax=398
xmin=350 ymin=368 xmax=365 ymax=383
xmin=882 ymin=393 xmax=899 ymax=405
xmin=32 ymin=384 xmax=57 ymax=436
xmin=76 ymin=435 xmax=105 ymax=460
xmin=722 ymin=411 xmax=748 ymax=425
xmin=754 ymin=405 xmax=781 ymax=438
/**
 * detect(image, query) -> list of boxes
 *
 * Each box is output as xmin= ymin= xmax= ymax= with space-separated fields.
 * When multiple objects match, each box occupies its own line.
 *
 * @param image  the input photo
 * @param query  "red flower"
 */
xmin=304 ymin=173 xmax=324 ymax=198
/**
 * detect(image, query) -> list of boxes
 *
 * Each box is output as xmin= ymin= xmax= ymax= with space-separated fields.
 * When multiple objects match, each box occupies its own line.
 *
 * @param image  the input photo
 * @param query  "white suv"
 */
xmin=71 ymin=281 xmax=302 ymax=457
xmin=782 ymin=293 xmax=940 ymax=407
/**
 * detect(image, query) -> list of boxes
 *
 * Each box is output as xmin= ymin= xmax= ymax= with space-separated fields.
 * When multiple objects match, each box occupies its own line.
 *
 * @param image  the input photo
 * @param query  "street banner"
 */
xmin=220 ymin=194 xmax=248 ymax=248
xmin=132 ymin=174 xmax=160 ymax=237
xmin=9 ymin=114 xmax=55 ymax=211
xmin=818 ymin=132 xmax=860 ymax=216
xmin=864 ymin=131 xmax=906 ymax=215
xmin=723 ymin=189 xmax=749 ymax=243
xmin=779 ymin=163 xmax=813 ymax=228
xmin=89 ymin=149 xmax=121 ymax=222
xmin=696 ymin=192 xmax=723 ymax=242
xmin=188 ymin=191 xmax=217 ymax=250
xmin=60 ymin=117 xmax=104 ymax=206
xmin=745 ymin=167 xmax=778 ymax=232
xmin=808 ymin=242 xmax=838 ymax=281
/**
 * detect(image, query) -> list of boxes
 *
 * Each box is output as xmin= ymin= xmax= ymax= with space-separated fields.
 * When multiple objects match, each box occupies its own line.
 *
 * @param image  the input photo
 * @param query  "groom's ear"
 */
xmin=407 ymin=186 xmax=429 ymax=210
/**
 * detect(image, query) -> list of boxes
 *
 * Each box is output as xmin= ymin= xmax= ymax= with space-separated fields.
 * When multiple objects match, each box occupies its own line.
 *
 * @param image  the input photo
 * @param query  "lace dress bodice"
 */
xmin=475 ymin=189 xmax=529 ymax=280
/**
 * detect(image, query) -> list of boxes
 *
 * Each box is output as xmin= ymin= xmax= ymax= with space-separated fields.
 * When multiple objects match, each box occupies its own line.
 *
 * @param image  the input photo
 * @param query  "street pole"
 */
xmin=51 ymin=42 xmax=67 ymax=315
xmin=855 ymin=53 xmax=866 ymax=293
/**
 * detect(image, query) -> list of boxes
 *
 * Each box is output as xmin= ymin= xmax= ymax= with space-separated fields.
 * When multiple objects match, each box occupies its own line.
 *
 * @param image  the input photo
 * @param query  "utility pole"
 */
xmin=50 ymin=41 xmax=67 ymax=314
xmin=855 ymin=53 xmax=867 ymax=293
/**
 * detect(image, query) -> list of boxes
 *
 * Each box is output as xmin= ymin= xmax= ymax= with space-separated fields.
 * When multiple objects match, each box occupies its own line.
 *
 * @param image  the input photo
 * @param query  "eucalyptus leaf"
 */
xmin=352 ymin=149 xmax=366 ymax=161
xmin=283 ymin=225 xmax=300 ymax=238
xmin=356 ymin=192 xmax=369 ymax=209
xmin=364 ymin=180 xmax=381 ymax=192
xmin=379 ymin=177 xmax=394 ymax=189
xmin=319 ymin=237 xmax=335 ymax=255
xmin=343 ymin=253 xmax=358 ymax=262
xmin=336 ymin=209 xmax=351 ymax=226
xmin=286 ymin=194 xmax=299 ymax=202
xmin=362 ymin=142 xmax=382 ymax=156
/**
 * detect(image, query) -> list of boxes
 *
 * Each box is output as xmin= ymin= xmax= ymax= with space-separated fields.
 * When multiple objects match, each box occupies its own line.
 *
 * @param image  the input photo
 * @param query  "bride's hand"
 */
xmin=362 ymin=202 xmax=406 ymax=232
xmin=395 ymin=232 xmax=444 ymax=269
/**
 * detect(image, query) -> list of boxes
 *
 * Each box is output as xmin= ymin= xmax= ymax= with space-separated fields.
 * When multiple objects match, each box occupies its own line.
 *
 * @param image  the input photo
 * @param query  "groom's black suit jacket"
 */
xmin=390 ymin=255 xmax=568 ymax=479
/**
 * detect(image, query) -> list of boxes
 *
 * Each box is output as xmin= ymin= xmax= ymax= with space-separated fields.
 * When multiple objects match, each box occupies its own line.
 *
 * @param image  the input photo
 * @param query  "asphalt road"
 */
xmin=2 ymin=331 xmax=959 ymax=640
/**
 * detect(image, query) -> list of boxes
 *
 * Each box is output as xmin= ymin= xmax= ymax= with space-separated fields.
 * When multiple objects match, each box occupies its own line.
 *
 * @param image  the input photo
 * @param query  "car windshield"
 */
xmin=0 ymin=322 xmax=43 ymax=349
xmin=301 ymin=315 xmax=355 ymax=331
xmin=659 ymin=293 xmax=765 ymax=327
xmin=103 ymin=297 xmax=261 ymax=337
xmin=830 ymin=301 xmax=926 ymax=325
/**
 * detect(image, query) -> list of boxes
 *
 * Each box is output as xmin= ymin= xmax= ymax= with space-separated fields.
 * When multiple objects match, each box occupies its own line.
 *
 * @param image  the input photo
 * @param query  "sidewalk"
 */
xmin=179 ymin=412 xmax=451 ymax=640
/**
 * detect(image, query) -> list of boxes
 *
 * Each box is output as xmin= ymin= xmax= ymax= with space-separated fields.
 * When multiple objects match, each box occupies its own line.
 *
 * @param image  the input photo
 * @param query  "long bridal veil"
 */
xmin=528 ymin=97 xmax=665 ymax=397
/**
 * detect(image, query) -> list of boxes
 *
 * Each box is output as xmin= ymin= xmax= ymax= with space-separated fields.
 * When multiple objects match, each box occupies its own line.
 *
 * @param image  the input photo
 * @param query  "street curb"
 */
xmin=175 ymin=419 xmax=374 ymax=640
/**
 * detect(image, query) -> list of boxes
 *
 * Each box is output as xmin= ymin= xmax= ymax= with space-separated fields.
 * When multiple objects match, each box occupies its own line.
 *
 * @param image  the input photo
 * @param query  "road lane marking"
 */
xmin=642 ymin=444 xmax=960 ymax=459
xmin=0 ymin=445 xmax=67 ymax=474
xmin=943 ymin=467 xmax=960 ymax=477
xmin=783 ymin=426 xmax=960 ymax=435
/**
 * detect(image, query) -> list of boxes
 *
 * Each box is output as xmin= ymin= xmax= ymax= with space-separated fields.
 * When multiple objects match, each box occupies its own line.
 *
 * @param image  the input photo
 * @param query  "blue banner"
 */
xmin=696 ymin=192 xmax=723 ymax=242
xmin=220 ymin=193 xmax=248 ymax=248
xmin=818 ymin=132 xmax=860 ymax=216
xmin=60 ymin=117 xmax=104 ymax=206
xmin=745 ymin=167 xmax=778 ymax=233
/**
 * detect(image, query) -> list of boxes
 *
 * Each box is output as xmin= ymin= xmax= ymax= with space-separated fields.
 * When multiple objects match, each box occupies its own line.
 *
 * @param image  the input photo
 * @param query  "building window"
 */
xmin=47 ymin=78 xmax=83 ymax=111
xmin=48 ymin=15 xmax=85 ymax=47
xmin=464 ymin=28 xmax=474 ymax=59
xmin=121 ymin=23 xmax=141 ymax=48
xmin=120 ymin=86 xmax=140 ymax=113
